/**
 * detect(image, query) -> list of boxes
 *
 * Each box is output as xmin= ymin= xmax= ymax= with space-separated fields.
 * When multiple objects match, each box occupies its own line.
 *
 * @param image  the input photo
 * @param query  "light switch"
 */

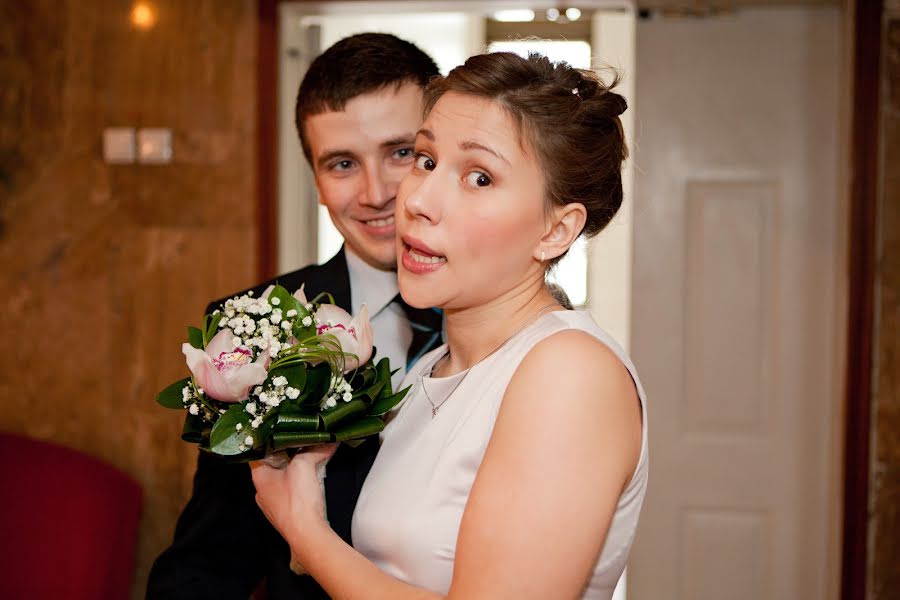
xmin=103 ymin=127 xmax=136 ymax=164
xmin=137 ymin=128 xmax=172 ymax=164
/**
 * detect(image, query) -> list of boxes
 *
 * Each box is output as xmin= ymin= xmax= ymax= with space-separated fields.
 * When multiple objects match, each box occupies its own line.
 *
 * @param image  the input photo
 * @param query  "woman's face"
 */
xmin=396 ymin=92 xmax=547 ymax=310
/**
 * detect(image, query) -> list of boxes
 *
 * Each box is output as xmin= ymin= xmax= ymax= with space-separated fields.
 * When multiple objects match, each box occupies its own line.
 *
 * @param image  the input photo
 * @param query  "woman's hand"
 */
xmin=250 ymin=444 xmax=339 ymax=549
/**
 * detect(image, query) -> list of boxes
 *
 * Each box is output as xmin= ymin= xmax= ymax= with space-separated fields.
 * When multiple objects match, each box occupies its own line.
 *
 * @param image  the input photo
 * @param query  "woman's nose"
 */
xmin=401 ymin=169 xmax=441 ymax=223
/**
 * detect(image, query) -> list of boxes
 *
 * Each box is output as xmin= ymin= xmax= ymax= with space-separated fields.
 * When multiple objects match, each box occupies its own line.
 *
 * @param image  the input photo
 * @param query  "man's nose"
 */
xmin=360 ymin=165 xmax=393 ymax=209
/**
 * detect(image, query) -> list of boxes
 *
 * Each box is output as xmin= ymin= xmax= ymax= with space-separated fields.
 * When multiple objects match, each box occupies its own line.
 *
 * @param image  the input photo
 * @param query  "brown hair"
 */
xmin=424 ymin=52 xmax=628 ymax=243
xmin=295 ymin=33 xmax=440 ymax=162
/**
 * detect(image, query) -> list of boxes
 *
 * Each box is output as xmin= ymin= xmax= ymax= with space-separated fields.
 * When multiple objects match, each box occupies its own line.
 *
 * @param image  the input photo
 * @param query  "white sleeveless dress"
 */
xmin=352 ymin=310 xmax=649 ymax=599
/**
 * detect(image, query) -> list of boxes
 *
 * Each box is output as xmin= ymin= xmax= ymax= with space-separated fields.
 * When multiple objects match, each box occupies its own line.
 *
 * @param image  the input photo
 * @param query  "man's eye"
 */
xmin=393 ymin=148 xmax=414 ymax=160
xmin=415 ymin=153 xmax=436 ymax=171
xmin=465 ymin=171 xmax=492 ymax=188
xmin=333 ymin=160 xmax=354 ymax=171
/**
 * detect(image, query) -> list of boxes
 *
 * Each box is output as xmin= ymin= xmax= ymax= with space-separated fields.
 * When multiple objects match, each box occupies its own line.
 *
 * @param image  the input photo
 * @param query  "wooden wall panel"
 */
xmin=0 ymin=1 xmax=259 ymax=596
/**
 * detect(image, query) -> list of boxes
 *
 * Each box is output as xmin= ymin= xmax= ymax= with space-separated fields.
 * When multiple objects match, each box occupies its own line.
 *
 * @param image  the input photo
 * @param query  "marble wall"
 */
xmin=871 ymin=2 xmax=900 ymax=597
xmin=0 ymin=0 xmax=259 ymax=596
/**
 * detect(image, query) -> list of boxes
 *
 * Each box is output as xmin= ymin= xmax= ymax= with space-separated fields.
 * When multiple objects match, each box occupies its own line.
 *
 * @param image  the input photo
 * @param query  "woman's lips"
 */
xmin=400 ymin=236 xmax=447 ymax=274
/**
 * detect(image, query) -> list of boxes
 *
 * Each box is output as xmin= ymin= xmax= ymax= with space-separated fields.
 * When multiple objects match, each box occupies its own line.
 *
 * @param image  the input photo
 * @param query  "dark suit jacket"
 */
xmin=148 ymin=249 xmax=380 ymax=600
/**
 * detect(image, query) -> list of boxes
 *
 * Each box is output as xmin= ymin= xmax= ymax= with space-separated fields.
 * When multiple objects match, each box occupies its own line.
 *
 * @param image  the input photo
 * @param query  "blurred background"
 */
xmin=0 ymin=0 xmax=896 ymax=598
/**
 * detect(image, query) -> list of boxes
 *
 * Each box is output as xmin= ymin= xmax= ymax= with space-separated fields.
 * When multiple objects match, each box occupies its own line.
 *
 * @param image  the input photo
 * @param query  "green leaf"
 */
xmin=268 ymin=284 xmax=306 ymax=318
xmin=351 ymin=364 xmax=377 ymax=390
xmin=273 ymin=411 xmax=321 ymax=432
xmin=332 ymin=416 xmax=384 ymax=442
xmin=272 ymin=431 xmax=333 ymax=451
xmin=268 ymin=363 xmax=307 ymax=393
xmin=375 ymin=357 xmax=392 ymax=385
xmin=205 ymin=312 xmax=224 ymax=344
xmin=187 ymin=326 xmax=204 ymax=349
xmin=367 ymin=386 xmax=411 ymax=417
xmin=320 ymin=399 xmax=368 ymax=431
xmin=181 ymin=413 xmax=209 ymax=444
xmin=298 ymin=363 xmax=332 ymax=408
xmin=157 ymin=377 xmax=192 ymax=409
xmin=209 ymin=405 xmax=254 ymax=456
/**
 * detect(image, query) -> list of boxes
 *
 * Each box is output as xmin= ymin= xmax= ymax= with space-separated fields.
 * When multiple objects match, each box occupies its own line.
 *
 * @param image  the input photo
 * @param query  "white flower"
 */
xmin=258 ymin=391 xmax=270 ymax=405
xmin=272 ymin=376 xmax=288 ymax=387
xmin=244 ymin=435 xmax=254 ymax=446
xmin=189 ymin=404 xmax=199 ymax=415
xmin=342 ymin=392 xmax=353 ymax=402
xmin=252 ymin=416 xmax=263 ymax=428
xmin=325 ymin=396 xmax=337 ymax=409
xmin=197 ymin=388 xmax=204 ymax=396
xmin=285 ymin=387 xmax=300 ymax=400
xmin=301 ymin=316 xmax=312 ymax=327
xmin=253 ymin=386 xmax=263 ymax=395
xmin=182 ymin=386 xmax=191 ymax=401
xmin=281 ymin=321 xmax=291 ymax=331
xmin=286 ymin=309 xmax=297 ymax=318
xmin=232 ymin=336 xmax=242 ymax=349
xmin=271 ymin=297 xmax=280 ymax=306
xmin=246 ymin=402 xmax=257 ymax=415
xmin=235 ymin=423 xmax=243 ymax=431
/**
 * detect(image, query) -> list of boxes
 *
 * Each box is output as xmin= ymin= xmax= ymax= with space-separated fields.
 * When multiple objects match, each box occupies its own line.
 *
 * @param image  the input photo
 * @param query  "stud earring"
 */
xmin=540 ymin=251 xmax=546 ymax=262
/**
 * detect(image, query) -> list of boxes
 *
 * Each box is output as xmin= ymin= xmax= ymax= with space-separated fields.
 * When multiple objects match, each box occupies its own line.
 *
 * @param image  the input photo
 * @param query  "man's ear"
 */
xmin=534 ymin=202 xmax=587 ymax=263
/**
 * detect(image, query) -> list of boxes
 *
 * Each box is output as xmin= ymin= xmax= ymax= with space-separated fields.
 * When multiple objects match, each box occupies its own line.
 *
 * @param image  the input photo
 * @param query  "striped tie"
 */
xmin=394 ymin=294 xmax=443 ymax=369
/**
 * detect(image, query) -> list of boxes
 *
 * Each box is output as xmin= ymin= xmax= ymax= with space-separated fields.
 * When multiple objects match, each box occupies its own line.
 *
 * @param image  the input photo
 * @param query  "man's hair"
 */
xmin=295 ymin=33 xmax=440 ymax=162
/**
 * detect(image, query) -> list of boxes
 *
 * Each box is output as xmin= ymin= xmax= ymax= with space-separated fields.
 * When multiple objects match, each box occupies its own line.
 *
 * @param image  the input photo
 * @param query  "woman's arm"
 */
xmin=251 ymin=329 xmax=641 ymax=600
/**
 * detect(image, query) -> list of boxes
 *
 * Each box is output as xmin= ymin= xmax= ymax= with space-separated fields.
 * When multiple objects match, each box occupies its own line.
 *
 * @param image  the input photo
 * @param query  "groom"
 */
xmin=147 ymin=33 xmax=441 ymax=599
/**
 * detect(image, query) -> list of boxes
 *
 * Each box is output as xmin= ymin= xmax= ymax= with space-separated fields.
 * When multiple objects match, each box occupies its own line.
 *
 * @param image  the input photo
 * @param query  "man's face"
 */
xmin=304 ymin=83 xmax=425 ymax=271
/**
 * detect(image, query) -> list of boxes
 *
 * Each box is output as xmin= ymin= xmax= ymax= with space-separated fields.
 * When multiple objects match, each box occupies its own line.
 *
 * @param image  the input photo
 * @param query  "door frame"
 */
xmin=841 ymin=0 xmax=882 ymax=598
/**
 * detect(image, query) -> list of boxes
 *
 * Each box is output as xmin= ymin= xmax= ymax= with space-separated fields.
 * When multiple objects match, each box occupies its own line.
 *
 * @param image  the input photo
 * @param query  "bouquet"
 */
xmin=156 ymin=284 xmax=409 ymax=464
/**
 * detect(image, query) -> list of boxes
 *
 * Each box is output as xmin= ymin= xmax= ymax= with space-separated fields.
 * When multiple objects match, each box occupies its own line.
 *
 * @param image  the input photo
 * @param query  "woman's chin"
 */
xmin=397 ymin=280 xmax=444 ymax=310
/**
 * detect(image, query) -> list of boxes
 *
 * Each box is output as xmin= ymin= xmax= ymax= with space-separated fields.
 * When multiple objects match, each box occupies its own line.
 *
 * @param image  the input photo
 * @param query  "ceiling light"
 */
xmin=565 ymin=7 xmax=582 ymax=21
xmin=492 ymin=9 xmax=536 ymax=22
xmin=546 ymin=8 xmax=560 ymax=21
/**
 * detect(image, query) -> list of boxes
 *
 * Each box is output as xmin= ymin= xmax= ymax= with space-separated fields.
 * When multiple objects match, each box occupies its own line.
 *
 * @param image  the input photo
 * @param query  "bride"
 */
xmin=251 ymin=51 xmax=647 ymax=600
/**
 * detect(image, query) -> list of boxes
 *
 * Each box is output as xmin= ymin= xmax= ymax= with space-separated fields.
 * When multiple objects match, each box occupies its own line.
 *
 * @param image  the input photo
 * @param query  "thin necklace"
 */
xmin=421 ymin=303 xmax=560 ymax=418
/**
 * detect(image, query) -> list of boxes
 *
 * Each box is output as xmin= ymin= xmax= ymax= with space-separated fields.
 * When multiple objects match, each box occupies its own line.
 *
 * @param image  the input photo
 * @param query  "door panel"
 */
xmin=629 ymin=7 xmax=843 ymax=599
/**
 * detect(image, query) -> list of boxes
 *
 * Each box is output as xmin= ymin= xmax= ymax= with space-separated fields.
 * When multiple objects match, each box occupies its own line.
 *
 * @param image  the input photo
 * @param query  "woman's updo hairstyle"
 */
xmin=424 ymin=51 xmax=628 ymax=243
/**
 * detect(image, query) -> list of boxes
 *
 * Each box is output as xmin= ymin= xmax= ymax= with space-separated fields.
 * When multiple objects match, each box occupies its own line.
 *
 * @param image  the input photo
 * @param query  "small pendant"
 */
xmin=431 ymin=406 xmax=438 ymax=418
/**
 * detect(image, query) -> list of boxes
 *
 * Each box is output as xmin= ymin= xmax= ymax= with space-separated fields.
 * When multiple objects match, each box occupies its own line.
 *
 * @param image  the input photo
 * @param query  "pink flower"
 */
xmin=183 ymin=329 xmax=268 ymax=403
xmin=314 ymin=304 xmax=373 ymax=372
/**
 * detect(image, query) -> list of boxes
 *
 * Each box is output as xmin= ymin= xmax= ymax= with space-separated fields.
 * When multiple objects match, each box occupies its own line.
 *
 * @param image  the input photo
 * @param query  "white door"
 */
xmin=628 ymin=7 xmax=845 ymax=600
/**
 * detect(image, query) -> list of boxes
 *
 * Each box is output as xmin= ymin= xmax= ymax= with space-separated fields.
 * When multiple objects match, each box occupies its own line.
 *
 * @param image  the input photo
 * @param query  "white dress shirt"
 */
xmin=344 ymin=248 xmax=412 ymax=390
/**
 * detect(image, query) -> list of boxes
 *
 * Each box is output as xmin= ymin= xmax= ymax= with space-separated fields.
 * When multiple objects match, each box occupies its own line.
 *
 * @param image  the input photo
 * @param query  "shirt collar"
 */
xmin=344 ymin=246 xmax=399 ymax=318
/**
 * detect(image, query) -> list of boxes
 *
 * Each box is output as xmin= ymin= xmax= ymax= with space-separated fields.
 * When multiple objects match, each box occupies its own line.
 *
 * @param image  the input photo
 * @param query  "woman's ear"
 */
xmin=535 ymin=202 xmax=587 ymax=262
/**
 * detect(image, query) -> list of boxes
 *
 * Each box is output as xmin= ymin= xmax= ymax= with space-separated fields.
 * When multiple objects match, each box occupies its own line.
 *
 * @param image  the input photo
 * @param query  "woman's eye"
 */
xmin=465 ymin=171 xmax=492 ymax=188
xmin=415 ymin=153 xmax=436 ymax=171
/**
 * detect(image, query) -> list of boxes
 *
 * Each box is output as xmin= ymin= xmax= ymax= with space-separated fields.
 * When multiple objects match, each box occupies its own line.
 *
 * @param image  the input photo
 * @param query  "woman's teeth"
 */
xmin=409 ymin=248 xmax=447 ymax=264
xmin=365 ymin=216 xmax=394 ymax=227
